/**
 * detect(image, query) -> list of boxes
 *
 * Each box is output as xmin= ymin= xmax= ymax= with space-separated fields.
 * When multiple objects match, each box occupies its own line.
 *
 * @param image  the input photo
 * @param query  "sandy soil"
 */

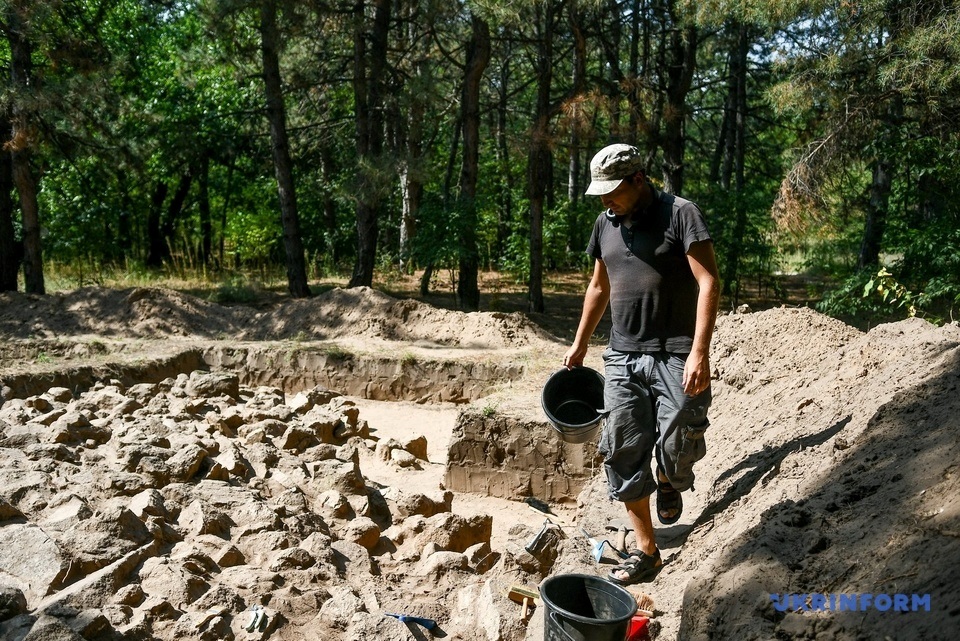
xmin=2 ymin=283 xmax=959 ymax=640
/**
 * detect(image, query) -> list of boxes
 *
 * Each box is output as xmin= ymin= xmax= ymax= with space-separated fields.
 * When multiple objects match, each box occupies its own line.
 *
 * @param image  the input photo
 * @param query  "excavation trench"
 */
xmin=0 ymin=339 xmax=597 ymax=503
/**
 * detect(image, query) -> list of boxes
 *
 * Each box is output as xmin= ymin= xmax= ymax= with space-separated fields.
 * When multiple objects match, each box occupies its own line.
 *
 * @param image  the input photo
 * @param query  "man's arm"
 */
xmin=563 ymin=259 xmax=611 ymax=369
xmin=684 ymin=240 xmax=720 ymax=395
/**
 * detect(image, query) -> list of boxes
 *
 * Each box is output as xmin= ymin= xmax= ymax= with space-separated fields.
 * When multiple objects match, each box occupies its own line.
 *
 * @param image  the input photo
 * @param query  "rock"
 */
xmin=128 ymin=490 xmax=169 ymax=521
xmin=186 ymin=371 xmax=240 ymax=399
xmin=243 ymin=419 xmax=287 ymax=439
xmin=39 ymin=495 xmax=94 ymax=531
xmin=288 ymin=386 xmax=341 ymax=413
xmin=0 ymin=496 xmax=25 ymax=521
xmin=330 ymin=540 xmax=374 ymax=575
xmin=125 ymin=383 xmax=158 ymax=403
xmin=213 ymin=543 xmax=246 ymax=568
xmin=45 ymin=387 xmax=74 ymax=403
xmin=307 ymin=459 xmax=366 ymax=496
xmin=390 ymin=449 xmax=418 ymax=468
xmin=113 ymin=584 xmax=145 ymax=607
xmin=17 ymin=615 xmax=86 ymax=640
xmin=464 ymin=541 xmax=497 ymax=574
xmin=412 ymin=513 xmax=492 ymax=554
xmin=415 ymin=550 xmax=468 ymax=578
xmin=386 ymin=489 xmax=453 ymax=518
xmin=341 ymin=517 xmax=381 ymax=551
xmin=269 ymin=547 xmax=315 ymax=572
xmin=401 ymin=435 xmax=428 ymax=460
xmin=166 ymin=443 xmax=208 ymax=482
xmin=318 ymin=587 xmax=365 ymax=630
xmin=139 ymin=557 xmax=210 ymax=608
xmin=108 ymin=398 xmax=142 ymax=418
xmin=25 ymin=395 xmax=52 ymax=412
xmin=0 ymin=586 xmax=27 ymax=622
xmin=212 ymin=442 xmax=250 ymax=478
xmin=177 ymin=500 xmax=233 ymax=538
xmin=0 ymin=523 xmax=68 ymax=603
xmin=316 ymin=490 xmax=353 ymax=519
xmin=375 ymin=438 xmax=403 ymax=462
xmin=278 ymin=426 xmax=320 ymax=452
xmin=51 ymin=411 xmax=110 ymax=445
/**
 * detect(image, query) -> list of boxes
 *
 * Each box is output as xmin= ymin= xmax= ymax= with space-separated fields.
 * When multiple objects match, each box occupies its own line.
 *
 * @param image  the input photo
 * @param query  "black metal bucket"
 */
xmin=541 ymin=367 xmax=604 ymax=444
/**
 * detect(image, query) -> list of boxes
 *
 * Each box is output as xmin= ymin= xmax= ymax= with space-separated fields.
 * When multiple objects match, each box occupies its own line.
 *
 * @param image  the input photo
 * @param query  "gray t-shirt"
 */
xmin=586 ymin=190 xmax=712 ymax=353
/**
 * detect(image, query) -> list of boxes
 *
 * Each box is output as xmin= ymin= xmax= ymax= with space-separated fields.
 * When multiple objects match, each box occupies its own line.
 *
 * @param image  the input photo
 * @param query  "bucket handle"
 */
xmin=548 ymin=611 xmax=579 ymax=641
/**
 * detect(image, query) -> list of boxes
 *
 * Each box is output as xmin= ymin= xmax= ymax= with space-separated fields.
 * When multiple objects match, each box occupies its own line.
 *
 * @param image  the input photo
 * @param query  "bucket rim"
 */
xmin=541 ymin=367 xmax=605 ymax=431
xmin=538 ymin=572 xmax=638 ymax=625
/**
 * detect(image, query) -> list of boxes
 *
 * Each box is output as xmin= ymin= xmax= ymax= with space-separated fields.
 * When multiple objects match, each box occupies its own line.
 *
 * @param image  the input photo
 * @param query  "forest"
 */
xmin=1 ymin=0 xmax=958 ymax=323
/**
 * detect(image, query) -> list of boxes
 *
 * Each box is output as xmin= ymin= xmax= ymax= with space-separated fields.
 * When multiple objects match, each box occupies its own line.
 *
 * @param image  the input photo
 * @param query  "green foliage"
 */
xmin=863 ymin=268 xmax=918 ymax=317
xmin=820 ymin=235 xmax=960 ymax=325
xmin=7 ymin=0 xmax=960 ymax=319
xmin=211 ymin=275 xmax=260 ymax=304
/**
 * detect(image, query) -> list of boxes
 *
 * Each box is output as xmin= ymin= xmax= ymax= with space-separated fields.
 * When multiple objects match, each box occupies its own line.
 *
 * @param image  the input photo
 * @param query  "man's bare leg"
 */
xmin=610 ymin=495 xmax=657 ymax=582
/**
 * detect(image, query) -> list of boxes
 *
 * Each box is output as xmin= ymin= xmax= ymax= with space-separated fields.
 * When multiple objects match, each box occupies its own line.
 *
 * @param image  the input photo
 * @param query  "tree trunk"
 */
xmin=720 ymin=22 xmax=749 ymax=302
xmin=661 ymin=19 xmax=697 ymax=195
xmin=399 ymin=60 xmax=424 ymax=275
xmin=260 ymin=0 xmax=310 ymax=297
xmin=626 ymin=0 xmax=645 ymax=146
xmin=146 ymin=181 xmax=168 ymax=267
xmin=858 ymin=94 xmax=901 ymax=270
xmin=320 ymin=148 xmax=338 ymax=266
xmin=7 ymin=6 xmax=43 ymax=294
xmin=568 ymin=0 xmax=586 ymax=204
xmin=495 ymin=54 xmax=513 ymax=262
xmin=456 ymin=13 xmax=490 ymax=312
xmin=198 ymin=154 xmax=212 ymax=265
xmin=117 ymin=173 xmax=133 ymax=262
xmin=348 ymin=0 xmax=391 ymax=289
xmin=164 ymin=169 xmax=193 ymax=259
xmin=527 ymin=1 xmax=554 ymax=314
xmin=858 ymin=160 xmax=891 ymax=269
xmin=0 ymin=145 xmax=17 ymax=291
xmin=599 ymin=0 xmax=625 ymax=137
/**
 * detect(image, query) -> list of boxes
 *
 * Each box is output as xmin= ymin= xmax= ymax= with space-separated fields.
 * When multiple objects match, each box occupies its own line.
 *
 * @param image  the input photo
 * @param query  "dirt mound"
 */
xmin=249 ymin=287 xmax=557 ymax=348
xmin=569 ymin=308 xmax=960 ymax=641
xmin=0 ymin=287 xmax=555 ymax=349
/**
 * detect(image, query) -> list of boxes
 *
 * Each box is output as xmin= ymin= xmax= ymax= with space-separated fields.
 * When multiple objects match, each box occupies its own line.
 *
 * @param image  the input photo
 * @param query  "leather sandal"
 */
xmin=607 ymin=548 xmax=663 ymax=585
xmin=657 ymin=467 xmax=682 ymax=525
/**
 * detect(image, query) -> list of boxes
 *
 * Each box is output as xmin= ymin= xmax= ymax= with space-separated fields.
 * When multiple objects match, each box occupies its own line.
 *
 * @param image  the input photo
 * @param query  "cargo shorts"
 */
xmin=599 ymin=348 xmax=711 ymax=503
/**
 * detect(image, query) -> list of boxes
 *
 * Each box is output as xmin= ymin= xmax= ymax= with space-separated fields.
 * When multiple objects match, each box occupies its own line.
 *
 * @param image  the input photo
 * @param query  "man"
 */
xmin=563 ymin=143 xmax=720 ymax=585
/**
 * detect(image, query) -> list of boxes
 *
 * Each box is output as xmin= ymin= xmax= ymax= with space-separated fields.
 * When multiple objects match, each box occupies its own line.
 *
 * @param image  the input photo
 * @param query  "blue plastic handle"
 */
xmin=384 ymin=613 xmax=437 ymax=630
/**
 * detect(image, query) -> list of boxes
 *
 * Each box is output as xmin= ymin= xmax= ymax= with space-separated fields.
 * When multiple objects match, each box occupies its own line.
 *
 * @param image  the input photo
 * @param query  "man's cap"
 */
xmin=585 ymin=144 xmax=645 ymax=196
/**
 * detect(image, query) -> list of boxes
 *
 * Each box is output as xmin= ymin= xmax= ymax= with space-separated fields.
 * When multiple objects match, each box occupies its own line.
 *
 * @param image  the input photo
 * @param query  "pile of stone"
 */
xmin=0 ymin=371 xmax=552 ymax=641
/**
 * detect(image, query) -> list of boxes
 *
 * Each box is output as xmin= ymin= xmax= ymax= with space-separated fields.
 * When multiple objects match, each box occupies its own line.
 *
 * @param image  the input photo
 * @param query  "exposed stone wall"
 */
xmin=2 ymin=342 xmax=526 ymax=406
xmin=444 ymin=407 xmax=600 ymax=501
xmin=201 ymin=345 xmax=524 ymax=403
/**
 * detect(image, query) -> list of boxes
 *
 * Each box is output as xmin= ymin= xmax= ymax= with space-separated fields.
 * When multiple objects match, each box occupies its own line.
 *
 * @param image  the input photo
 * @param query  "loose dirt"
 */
xmin=1 ymin=283 xmax=958 ymax=641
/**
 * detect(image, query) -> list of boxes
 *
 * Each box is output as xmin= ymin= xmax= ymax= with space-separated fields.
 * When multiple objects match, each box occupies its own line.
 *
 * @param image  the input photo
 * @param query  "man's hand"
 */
xmin=683 ymin=349 xmax=711 ymax=396
xmin=563 ymin=344 xmax=587 ymax=370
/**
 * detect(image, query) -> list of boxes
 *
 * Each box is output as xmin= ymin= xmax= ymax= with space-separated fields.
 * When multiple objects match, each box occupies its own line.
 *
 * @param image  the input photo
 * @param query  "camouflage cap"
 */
xmin=584 ymin=144 xmax=645 ymax=196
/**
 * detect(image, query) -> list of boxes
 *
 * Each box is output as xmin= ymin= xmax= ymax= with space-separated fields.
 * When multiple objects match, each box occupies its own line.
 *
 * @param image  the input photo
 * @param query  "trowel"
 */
xmin=580 ymin=528 xmax=629 ymax=562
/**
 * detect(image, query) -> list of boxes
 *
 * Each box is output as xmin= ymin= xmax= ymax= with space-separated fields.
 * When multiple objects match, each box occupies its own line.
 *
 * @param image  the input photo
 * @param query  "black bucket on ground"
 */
xmin=540 ymin=573 xmax=638 ymax=641
xmin=541 ymin=367 xmax=605 ymax=444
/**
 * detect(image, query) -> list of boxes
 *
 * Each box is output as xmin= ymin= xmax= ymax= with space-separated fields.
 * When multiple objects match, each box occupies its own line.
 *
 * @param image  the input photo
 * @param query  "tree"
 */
xmin=525 ymin=1 xmax=557 ymax=314
xmin=0 ymin=139 xmax=16 ymax=291
xmin=348 ymin=0 xmax=392 ymax=288
xmin=260 ymin=0 xmax=310 ymax=297
xmin=4 ymin=1 xmax=44 ymax=294
xmin=456 ymin=12 xmax=490 ymax=311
